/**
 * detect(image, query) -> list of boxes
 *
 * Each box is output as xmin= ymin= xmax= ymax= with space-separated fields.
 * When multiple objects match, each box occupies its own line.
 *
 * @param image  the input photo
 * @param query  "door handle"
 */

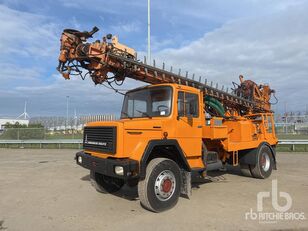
xmin=127 ymin=131 xmax=143 ymax=135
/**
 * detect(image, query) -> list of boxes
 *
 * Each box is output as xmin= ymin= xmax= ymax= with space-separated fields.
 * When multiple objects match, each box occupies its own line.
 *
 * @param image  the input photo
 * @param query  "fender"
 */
xmin=239 ymin=142 xmax=277 ymax=169
xmin=139 ymin=139 xmax=191 ymax=180
xmin=266 ymin=143 xmax=277 ymax=170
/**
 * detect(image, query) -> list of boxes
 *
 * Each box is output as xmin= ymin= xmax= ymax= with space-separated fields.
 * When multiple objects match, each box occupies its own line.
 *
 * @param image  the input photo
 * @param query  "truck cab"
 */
xmin=79 ymin=83 xmax=204 ymax=167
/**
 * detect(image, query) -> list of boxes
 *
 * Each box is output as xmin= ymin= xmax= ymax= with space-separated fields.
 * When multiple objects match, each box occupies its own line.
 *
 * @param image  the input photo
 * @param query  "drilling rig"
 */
xmin=57 ymin=27 xmax=278 ymax=212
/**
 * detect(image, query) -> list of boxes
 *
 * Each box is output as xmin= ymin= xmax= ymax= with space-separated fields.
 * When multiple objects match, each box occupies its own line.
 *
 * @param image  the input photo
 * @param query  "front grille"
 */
xmin=83 ymin=126 xmax=116 ymax=154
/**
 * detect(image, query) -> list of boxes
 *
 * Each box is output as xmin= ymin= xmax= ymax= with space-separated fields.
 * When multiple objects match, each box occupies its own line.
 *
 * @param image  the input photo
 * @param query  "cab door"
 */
xmin=175 ymin=90 xmax=203 ymax=158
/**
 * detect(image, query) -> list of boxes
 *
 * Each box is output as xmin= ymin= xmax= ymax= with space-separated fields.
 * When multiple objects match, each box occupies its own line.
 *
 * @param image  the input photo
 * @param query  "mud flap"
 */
xmin=181 ymin=170 xmax=191 ymax=198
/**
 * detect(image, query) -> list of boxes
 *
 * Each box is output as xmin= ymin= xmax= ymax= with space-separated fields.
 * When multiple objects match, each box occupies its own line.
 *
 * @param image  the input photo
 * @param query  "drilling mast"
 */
xmin=57 ymin=27 xmax=275 ymax=116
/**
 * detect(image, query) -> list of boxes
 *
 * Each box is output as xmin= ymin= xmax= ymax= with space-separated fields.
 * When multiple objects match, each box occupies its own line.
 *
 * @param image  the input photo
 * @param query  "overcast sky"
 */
xmin=0 ymin=0 xmax=307 ymax=117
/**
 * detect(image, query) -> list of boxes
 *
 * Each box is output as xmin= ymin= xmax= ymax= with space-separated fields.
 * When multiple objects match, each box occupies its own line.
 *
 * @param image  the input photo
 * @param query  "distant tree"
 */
xmin=4 ymin=122 xmax=27 ymax=128
xmin=28 ymin=123 xmax=44 ymax=128
xmin=4 ymin=122 xmax=43 ymax=128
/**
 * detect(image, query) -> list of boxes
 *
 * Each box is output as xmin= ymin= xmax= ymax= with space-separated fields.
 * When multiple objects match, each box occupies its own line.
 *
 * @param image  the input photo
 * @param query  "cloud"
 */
xmin=0 ymin=5 xmax=59 ymax=58
xmin=0 ymin=1 xmax=145 ymax=117
xmin=0 ymin=4 xmax=61 ymax=116
xmin=2 ymin=74 xmax=144 ymax=117
xmin=0 ymin=63 xmax=41 ymax=82
xmin=151 ymin=1 xmax=308 ymax=112
xmin=60 ymin=0 xmax=145 ymax=14
xmin=110 ymin=21 xmax=141 ymax=33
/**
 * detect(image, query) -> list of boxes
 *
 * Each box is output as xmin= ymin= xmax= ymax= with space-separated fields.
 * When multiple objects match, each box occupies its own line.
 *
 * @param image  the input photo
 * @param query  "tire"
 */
xmin=250 ymin=145 xmax=273 ymax=179
xmin=138 ymin=158 xmax=181 ymax=212
xmin=90 ymin=171 xmax=124 ymax=193
xmin=240 ymin=164 xmax=252 ymax=177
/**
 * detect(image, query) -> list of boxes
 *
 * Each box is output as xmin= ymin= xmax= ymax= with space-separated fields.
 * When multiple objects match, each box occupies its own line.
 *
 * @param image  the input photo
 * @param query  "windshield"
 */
xmin=121 ymin=86 xmax=172 ymax=119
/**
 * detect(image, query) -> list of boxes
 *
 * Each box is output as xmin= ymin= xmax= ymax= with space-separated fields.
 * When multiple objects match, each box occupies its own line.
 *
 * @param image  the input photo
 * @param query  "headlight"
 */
xmin=77 ymin=156 xmax=82 ymax=164
xmin=114 ymin=166 xmax=124 ymax=175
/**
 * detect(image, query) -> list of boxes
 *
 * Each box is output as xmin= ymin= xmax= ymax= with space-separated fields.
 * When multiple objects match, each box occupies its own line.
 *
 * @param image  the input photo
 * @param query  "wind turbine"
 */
xmin=17 ymin=101 xmax=30 ymax=120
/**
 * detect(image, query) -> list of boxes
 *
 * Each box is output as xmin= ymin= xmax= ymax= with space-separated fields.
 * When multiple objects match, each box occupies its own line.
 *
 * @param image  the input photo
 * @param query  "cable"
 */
xmin=114 ymin=79 xmax=125 ymax=86
xmin=99 ymin=79 xmax=130 ymax=95
xmin=270 ymin=93 xmax=278 ymax=105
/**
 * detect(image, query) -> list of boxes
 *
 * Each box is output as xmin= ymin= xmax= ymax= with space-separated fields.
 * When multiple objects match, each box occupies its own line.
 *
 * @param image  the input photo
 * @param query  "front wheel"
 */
xmin=138 ymin=158 xmax=182 ymax=212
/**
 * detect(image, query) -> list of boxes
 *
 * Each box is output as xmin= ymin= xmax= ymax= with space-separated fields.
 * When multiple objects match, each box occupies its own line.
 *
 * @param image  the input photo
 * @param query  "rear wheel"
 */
xmin=138 ymin=158 xmax=181 ymax=212
xmin=250 ymin=145 xmax=273 ymax=179
xmin=90 ymin=171 xmax=124 ymax=193
xmin=240 ymin=164 xmax=252 ymax=177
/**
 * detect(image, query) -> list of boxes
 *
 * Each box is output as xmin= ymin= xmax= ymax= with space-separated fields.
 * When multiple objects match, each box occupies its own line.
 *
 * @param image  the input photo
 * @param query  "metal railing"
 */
xmin=0 ymin=139 xmax=82 ymax=149
xmin=278 ymin=140 xmax=308 ymax=144
xmin=278 ymin=139 xmax=308 ymax=151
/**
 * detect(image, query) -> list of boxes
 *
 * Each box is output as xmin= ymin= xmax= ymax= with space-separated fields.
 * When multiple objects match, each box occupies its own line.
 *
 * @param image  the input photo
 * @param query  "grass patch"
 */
xmin=277 ymin=144 xmax=308 ymax=152
xmin=277 ymin=134 xmax=308 ymax=140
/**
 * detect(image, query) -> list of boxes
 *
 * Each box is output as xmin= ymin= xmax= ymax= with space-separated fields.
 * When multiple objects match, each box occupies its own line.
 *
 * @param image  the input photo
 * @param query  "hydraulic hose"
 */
xmin=205 ymin=96 xmax=225 ymax=117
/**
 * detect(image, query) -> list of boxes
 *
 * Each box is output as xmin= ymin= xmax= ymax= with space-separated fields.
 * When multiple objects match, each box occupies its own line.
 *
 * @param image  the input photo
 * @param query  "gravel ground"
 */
xmin=0 ymin=149 xmax=307 ymax=231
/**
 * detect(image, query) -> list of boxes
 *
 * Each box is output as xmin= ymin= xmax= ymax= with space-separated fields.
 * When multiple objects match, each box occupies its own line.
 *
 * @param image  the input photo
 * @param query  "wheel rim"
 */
xmin=154 ymin=170 xmax=176 ymax=201
xmin=261 ymin=152 xmax=270 ymax=172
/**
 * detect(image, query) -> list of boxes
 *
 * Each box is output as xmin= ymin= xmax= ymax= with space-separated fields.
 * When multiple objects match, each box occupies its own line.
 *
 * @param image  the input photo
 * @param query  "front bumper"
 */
xmin=75 ymin=151 xmax=139 ymax=180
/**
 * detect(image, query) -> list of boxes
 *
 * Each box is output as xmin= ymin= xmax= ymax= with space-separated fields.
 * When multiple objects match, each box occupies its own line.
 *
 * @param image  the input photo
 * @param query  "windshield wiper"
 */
xmin=121 ymin=111 xmax=132 ymax=119
xmin=135 ymin=110 xmax=152 ymax=119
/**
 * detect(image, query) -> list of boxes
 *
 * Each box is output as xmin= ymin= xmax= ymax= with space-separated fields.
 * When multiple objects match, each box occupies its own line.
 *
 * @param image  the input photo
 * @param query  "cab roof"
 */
xmin=126 ymin=83 xmax=200 ymax=94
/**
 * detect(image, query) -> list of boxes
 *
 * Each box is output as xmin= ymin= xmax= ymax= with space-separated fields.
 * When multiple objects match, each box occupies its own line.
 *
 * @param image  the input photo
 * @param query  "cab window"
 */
xmin=177 ymin=91 xmax=199 ymax=118
xmin=121 ymin=86 xmax=172 ymax=118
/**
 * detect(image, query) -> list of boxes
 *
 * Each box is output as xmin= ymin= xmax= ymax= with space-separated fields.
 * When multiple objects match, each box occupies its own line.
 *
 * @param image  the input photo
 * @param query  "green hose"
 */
xmin=206 ymin=101 xmax=225 ymax=117
xmin=205 ymin=96 xmax=225 ymax=117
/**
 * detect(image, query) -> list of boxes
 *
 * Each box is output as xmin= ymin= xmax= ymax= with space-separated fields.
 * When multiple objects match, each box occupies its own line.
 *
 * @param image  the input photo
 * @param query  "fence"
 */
xmin=0 ymin=128 xmax=83 ymax=140
xmin=278 ymin=140 xmax=308 ymax=151
xmin=0 ymin=139 xmax=82 ymax=149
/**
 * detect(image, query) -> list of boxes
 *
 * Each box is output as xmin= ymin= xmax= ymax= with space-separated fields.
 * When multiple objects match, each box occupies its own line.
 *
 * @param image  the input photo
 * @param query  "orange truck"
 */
xmin=57 ymin=27 xmax=278 ymax=212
